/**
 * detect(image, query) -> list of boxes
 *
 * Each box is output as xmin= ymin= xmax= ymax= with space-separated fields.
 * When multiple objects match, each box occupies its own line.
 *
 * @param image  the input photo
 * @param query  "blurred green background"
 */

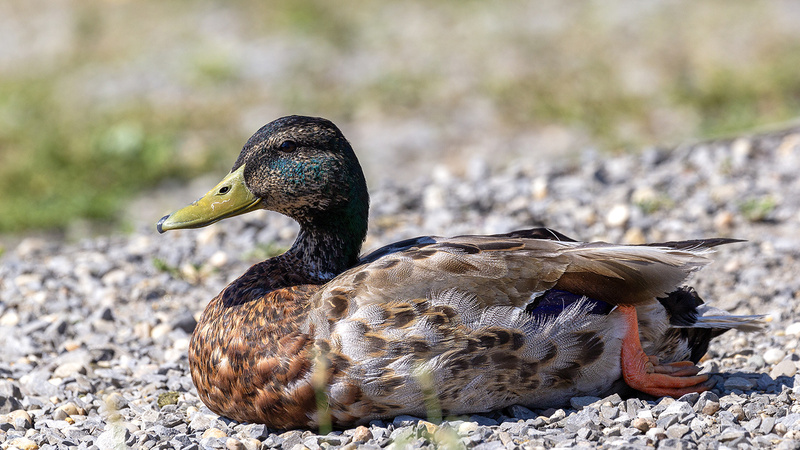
xmin=1 ymin=0 xmax=799 ymax=236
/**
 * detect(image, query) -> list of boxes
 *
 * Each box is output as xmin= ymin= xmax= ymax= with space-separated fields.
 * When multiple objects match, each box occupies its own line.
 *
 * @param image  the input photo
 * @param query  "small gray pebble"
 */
xmin=0 ymin=396 xmax=23 ymax=414
xmin=262 ymin=434 xmax=284 ymax=447
xmin=95 ymin=306 xmax=115 ymax=322
xmin=657 ymin=438 xmax=698 ymax=450
xmin=0 ymin=380 xmax=23 ymax=400
xmin=389 ymin=426 xmax=414 ymax=441
xmin=469 ymin=415 xmax=498 ymax=427
xmin=392 ymin=415 xmax=422 ymax=427
xmin=318 ymin=434 xmax=346 ymax=446
xmin=600 ymin=405 xmax=619 ymax=421
xmin=601 ymin=393 xmax=623 ymax=405
xmin=760 ymin=416 xmax=777 ymax=435
xmin=96 ymin=425 xmax=131 ymax=449
xmin=661 ymin=401 xmax=695 ymax=423
xmin=748 ymin=354 xmax=766 ymax=369
xmin=569 ymin=396 xmax=601 ymax=410
xmin=719 ymin=426 xmax=747 ymax=442
xmin=189 ymin=413 xmax=220 ymax=432
xmin=563 ymin=409 xmax=599 ymax=433
xmin=577 ymin=426 xmax=596 ymax=440
xmin=278 ymin=430 xmax=304 ymax=449
xmin=238 ymin=423 xmax=269 ymax=440
xmin=171 ymin=311 xmax=198 ymax=334
xmin=301 ymin=435 xmax=321 ymax=450
xmin=508 ymin=404 xmax=537 ymax=420
xmin=677 ymin=392 xmax=700 ymax=405
xmin=498 ymin=421 xmax=524 ymax=434
xmin=657 ymin=414 xmax=680 ymax=430
xmin=724 ymin=376 xmax=755 ymax=391
xmin=370 ymin=426 xmax=389 ymax=441
xmin=666 ymin=424 xmax=691 ymax=439
xmin=20 ymin=370 xmax=60 ymax=398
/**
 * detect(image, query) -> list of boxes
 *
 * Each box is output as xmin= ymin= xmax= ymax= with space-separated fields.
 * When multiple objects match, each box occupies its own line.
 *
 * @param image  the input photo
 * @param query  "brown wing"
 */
xmin=311 ymin=234 xmax=720 ymax=336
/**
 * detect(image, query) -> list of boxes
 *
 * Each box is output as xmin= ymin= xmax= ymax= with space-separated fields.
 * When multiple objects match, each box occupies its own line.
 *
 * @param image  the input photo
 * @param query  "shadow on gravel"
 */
xmin=709 ymin=371 xmax=798 ymax=396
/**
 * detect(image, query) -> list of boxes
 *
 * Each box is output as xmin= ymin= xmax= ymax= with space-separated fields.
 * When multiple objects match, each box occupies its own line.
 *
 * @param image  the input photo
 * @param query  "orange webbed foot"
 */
xmin=619 ymin=305 xmax=713 ymax=398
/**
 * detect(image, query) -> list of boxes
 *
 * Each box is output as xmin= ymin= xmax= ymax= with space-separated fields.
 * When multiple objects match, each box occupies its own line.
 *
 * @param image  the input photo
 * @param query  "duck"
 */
xmin=157 ymin=115 xmax=762 ymax=429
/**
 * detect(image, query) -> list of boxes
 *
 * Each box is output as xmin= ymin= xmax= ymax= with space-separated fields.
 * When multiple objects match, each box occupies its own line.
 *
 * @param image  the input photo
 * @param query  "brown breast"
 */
xmin=188 ymin=256 xmax=324 ymax=428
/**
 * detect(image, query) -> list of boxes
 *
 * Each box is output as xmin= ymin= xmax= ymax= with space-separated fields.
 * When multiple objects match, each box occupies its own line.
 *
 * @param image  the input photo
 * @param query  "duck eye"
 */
xmin=279 ymin=140 xmax=297 ymax=152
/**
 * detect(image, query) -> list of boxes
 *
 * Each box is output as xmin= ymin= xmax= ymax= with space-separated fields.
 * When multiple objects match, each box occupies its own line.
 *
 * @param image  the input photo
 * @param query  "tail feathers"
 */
xmin=681 ymin=305 xmax=765 ymax=333
xmin=641 ymin=238 xmax=745 ymax=251
xmin=666 ymin=300 xmax=764 ymax=364
xmin=660 ymin=286 xmax=765 ymax=333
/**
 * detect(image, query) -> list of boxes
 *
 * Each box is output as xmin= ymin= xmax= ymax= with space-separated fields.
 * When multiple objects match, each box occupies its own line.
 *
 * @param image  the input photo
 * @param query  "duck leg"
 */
xmin=618 ymin=305 xmax=712 ymax=397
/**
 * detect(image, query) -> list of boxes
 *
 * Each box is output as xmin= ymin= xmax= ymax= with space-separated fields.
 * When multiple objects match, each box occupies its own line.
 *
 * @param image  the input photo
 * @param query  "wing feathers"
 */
xmin=316 ymin=232 xmax=738 ymax=318
xmin=555 ymin=243 xmax=713 ymax=305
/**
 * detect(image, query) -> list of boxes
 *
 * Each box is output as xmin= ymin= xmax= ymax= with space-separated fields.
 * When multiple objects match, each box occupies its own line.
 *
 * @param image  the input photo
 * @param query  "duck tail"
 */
xmin=691 ymin=305 xmax=766 ymax=333
xmin=660 ymin=286 xmax=765 ymax=332
xmin=640 ymin=237 xmax=745 ymax=251
xmin=657 ymin=286 xmax=764 ymax=363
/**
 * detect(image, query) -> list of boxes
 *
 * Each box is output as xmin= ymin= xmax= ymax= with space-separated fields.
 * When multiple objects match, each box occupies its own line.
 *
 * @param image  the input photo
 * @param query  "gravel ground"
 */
xmin=2 ymin=127 xmax=800 ymax=449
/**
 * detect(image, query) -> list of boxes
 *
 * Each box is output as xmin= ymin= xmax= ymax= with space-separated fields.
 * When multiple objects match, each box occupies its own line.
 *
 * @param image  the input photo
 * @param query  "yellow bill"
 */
xmin=157 ymin=164 xmax=262 ymax=233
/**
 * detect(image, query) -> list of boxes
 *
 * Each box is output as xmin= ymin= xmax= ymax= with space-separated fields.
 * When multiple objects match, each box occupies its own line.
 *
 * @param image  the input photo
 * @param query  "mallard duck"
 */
xmin=157 ymin=115 xmax=761 ymax=429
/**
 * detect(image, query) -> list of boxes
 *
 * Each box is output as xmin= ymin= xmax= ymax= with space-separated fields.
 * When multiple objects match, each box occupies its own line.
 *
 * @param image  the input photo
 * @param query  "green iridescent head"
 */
xmin=157 ymin=116 xmax=369 ymax=238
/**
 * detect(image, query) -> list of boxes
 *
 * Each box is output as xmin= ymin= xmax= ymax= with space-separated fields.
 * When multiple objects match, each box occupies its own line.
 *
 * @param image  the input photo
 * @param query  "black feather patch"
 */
xmin=657 ymin=286 xmax=703 ymax=327
xmin=658 ymin=287 xmax=714 ymax=363
xmin=685 ymin=328 xmax=714 ymax=363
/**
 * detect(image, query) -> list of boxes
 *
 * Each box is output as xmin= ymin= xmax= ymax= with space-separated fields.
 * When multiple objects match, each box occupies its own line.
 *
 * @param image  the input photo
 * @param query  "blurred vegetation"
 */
xmin=739 ymin=196 xmax=778 ymax=222
xmin=1 ymin=0 xmax=799 ymax=233
xmin=0 ymin=78 xmax=231 ymax=232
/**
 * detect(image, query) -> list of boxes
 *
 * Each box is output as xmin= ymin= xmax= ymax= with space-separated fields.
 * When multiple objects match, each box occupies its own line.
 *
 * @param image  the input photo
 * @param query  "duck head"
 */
xmin=157 ymin=116 xmax=369 ymax=244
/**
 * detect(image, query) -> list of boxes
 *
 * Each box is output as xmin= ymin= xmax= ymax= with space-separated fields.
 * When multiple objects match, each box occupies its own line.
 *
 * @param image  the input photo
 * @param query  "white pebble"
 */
xmin=173 ymin=337 xmax=190 ymax=352
xmin=225 ymin=437 xmax=245 ymax=450
xmin=209 ymin=251 xmax=228 ymax=268
xmin=101 ymin=269 xmax=127 ymax=287
xmin=605 ymin=204 xmax=630 ymax=227
xmin=763 ymin=348 xmax=786 ymax=365
xmin=532 ymin=176 xmax=548 ymax=199
xmin=770 ymin=359 xmax=798 ymax=378
xmin=197 ymin=226 xmax=222 ymax=246
xmin=637 ymin=410 xmax=654 ymax=421
xmin=785 ymin=322 xmax=800 ymax=336
xmin=134 ymin=322 xmax=153 ymax=339
xmin=458 ymin=422 xmax=478 ymax=434
xmin=53 ymin=362 xmax=88 ymax=378
xmin=423 ymin=185 xmax=446 ymax=211
xmin=14 ymin=273 xmax=43 ymax=291
xmin=150 ymin=323 xmax=172 ymax=340
xmin=646 ymin=427 xmax=667 ymax=440
xmin=0 ymin=310 xmax=20 ymax=326
xmin=731 ymin=138 xmax=752 ymax=168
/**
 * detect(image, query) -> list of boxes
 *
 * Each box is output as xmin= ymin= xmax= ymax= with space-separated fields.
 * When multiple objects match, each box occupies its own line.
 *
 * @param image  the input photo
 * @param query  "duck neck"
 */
xmin=288 ymin=201 xmax=369 ymax=284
